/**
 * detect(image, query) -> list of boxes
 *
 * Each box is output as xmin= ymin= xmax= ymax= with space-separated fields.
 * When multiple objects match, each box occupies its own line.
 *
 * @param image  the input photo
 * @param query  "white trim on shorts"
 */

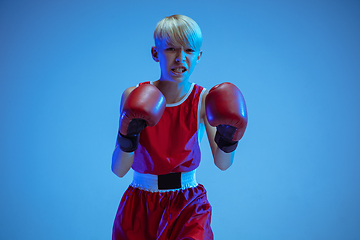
xmin=130 ymin=170 xmax=198 ymax=192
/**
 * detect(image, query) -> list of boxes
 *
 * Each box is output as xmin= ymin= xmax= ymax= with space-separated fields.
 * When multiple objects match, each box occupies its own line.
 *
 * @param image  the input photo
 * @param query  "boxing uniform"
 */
xmin=112 ymin=82 xmax=214 ymax=240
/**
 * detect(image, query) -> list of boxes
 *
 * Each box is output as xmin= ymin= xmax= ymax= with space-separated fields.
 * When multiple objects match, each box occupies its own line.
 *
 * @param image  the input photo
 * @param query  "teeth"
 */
xmin=172 ymin=68 xmax=185 ymax=73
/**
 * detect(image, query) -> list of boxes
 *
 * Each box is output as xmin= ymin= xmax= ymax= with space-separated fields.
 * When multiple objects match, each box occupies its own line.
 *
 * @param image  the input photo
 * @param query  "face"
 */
xmin=151 ymin=39 xmax=202 ymax=83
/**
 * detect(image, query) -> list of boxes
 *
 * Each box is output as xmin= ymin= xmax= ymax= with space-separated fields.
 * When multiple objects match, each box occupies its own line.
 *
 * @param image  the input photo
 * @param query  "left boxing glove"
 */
xmin=118 ymin=84 xmax=166 ymax=152
xmin=205 ymin=82 xmax=248 ymax=153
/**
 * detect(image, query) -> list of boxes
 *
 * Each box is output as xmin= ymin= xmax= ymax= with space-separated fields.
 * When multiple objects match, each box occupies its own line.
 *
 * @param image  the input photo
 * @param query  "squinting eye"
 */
xmin=186 ymin=49 xmax=195 ymax=53
xmin=166 ymin=48 xmax=175 ymax=51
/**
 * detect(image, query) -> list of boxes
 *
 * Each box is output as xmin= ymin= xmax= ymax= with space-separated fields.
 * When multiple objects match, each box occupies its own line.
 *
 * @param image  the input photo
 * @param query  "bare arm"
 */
xmin=111 ymin=86 xmax=136 ymax=178
xmin=201 ymin=91 xmax=235 ymax=170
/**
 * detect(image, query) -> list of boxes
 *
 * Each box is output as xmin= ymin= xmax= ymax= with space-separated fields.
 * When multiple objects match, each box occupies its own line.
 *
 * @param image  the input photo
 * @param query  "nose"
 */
xmin=175 ymin=50 xmax=186 ymax=63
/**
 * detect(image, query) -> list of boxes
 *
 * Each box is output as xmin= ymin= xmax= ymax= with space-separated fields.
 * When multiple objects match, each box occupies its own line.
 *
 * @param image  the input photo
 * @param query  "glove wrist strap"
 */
xmin=117 ymin=131 xmax=140 ymax=152
xmin=215 ymin=130 xmax=238 ymax=153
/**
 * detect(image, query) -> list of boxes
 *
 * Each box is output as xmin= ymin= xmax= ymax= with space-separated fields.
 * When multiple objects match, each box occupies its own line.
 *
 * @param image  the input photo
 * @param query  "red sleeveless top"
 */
xmin=132 ymin=82 xmax=206 ymax=175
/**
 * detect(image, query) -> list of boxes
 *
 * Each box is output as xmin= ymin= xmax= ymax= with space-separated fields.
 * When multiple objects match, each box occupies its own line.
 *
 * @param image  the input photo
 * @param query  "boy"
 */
xmin=112 ymin=14 xmax=247 ymax=240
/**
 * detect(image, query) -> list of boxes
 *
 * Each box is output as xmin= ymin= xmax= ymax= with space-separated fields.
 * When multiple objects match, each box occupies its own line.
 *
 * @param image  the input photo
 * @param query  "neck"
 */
xmin=153 ymin=79 xmax=191 ymax=104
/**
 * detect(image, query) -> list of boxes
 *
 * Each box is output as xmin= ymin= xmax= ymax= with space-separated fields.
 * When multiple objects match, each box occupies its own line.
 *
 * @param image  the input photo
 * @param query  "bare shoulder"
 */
xmin=200 ymin=89 xmax=209 ymax=120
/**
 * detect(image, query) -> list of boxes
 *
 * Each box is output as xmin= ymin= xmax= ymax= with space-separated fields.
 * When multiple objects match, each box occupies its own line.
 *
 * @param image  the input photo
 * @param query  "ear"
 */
xmin=151 ymin=46 xmax=159 ymax=62
xmin=196 ymin=50 xmax=203 ymax=64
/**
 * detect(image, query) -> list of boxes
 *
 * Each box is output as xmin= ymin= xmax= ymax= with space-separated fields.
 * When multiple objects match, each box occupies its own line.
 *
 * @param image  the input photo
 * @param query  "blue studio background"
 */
xmin=1 ymin=0 xmax=359 ymax=239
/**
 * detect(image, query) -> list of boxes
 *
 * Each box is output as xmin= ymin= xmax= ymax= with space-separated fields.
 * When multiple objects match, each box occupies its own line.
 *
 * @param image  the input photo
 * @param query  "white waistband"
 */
xmin=130 ymin=170 xmax=198 ymax=192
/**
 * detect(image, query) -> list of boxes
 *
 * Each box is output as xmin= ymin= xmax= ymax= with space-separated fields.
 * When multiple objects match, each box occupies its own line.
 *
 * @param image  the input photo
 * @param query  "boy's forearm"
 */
xmin=111 ymin=146 xmax=135 ymax=178
xmin=214 ymin=147 xmax=234 ymax=171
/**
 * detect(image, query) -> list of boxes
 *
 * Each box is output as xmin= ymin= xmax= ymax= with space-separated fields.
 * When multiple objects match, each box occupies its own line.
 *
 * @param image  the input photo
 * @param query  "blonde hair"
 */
xmin=154 ymin=14 xmax=202 ymax=51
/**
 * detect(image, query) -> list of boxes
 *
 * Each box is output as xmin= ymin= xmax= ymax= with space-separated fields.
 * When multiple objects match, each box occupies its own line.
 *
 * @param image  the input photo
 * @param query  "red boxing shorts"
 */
xmin=112 ymin=171 xmax=213 ymax=240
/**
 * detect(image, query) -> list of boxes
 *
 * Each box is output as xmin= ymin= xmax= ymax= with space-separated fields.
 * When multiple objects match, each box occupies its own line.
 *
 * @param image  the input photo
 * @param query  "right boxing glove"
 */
xmin=205 ymin=82 xmax=248 ymax=153
xmin=118 ymin=84 xmax=166 ymax=152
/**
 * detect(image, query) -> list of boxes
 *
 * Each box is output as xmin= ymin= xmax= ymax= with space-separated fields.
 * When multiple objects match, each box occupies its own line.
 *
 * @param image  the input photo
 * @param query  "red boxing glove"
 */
xmin=118 ymin=84 xmax=166 ymax=152
xmin=205 ymin=82 xmax=248 ymax=153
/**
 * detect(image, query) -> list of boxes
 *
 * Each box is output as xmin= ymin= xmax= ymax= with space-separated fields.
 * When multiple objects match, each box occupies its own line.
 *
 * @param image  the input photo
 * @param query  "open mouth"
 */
xmin=171 ymin=67 xmax=187 ymax=74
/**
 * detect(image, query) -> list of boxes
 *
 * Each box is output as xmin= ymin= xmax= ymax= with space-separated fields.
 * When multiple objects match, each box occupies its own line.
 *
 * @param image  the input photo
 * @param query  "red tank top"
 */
xmin=132 ymin=82 xmax=206 ymax=175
